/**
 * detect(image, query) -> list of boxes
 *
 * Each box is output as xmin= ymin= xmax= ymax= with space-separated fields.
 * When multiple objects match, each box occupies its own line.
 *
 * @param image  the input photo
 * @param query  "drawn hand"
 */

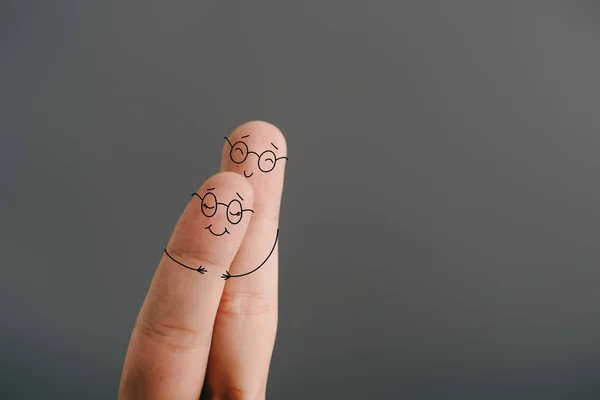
xmin=119 ymin=121 xmax=287 ymax=399
xmin=221 ymin=270 xmax=231 ymax=280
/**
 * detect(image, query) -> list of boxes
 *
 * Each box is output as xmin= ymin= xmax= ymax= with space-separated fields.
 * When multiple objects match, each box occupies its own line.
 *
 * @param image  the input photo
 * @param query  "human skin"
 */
xmin=119 ymin=121 xmax=287 ymax=399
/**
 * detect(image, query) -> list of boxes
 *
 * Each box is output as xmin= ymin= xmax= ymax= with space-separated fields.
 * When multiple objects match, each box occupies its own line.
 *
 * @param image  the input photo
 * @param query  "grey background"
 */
xmin=2 ymin=1 xmax=600 ymax=399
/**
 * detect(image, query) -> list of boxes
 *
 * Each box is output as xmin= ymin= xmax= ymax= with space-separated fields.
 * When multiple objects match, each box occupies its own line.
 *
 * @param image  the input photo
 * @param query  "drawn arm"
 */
xmin=164 ymin=248 xmax=207 ymax=274
xmin=221 ymin=228 xmax=279 ymax=280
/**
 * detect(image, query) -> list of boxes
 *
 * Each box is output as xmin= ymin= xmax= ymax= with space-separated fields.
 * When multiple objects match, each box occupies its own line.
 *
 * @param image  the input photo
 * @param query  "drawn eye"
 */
xmin=201 ymin=192 xmax=217 ymax=217
xmin=230 ymin=141 xmax=248 ymax=164
xmin=227 ymin=199 xmax=243 ymax=224
xmin=258 ymin=150 xmax=277 ymax=172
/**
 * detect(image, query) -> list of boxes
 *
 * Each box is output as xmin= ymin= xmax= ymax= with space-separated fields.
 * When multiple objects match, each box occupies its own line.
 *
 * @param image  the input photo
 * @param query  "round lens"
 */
xmin=201 ymin=192 xmax=217 ymax=217
xmin=227 ymin=199 xmax=243 ymax=224
xmin=230 ymin=141 xmax=248 ymax=164
xmin=258 ymin=150 xmax=277 ymax=172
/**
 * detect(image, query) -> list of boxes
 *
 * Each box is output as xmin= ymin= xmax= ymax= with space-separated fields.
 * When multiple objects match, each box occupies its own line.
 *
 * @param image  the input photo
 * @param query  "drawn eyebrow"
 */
xmin=236 ymin=192 xmax=244 ymax=201
xmin=241 ymin=134 xmax=250 ymax=138
xmin=271 ymin=142 xmax=279 ymax=150
xmin=206 ymin=187 xmax=215 ymax=191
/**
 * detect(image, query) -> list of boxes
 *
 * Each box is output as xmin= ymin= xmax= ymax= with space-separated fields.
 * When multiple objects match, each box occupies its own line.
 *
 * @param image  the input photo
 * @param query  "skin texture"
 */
xmin=119 ymin=121 xmax=286 ymax=400
xmin=204 ymin=121 xmax=286 ymax=398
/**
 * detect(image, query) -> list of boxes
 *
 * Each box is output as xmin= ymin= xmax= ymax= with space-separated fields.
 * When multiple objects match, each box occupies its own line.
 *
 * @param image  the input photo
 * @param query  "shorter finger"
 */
xmin=119 ymin=172 xmax=254 ymax=399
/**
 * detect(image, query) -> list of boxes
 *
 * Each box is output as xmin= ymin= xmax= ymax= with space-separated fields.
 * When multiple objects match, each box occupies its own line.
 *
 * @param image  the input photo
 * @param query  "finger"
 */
xmin=203 ymin=121 xmax=286 ymax=398
xmin=119 ymin=171 xmax=254 ymax=400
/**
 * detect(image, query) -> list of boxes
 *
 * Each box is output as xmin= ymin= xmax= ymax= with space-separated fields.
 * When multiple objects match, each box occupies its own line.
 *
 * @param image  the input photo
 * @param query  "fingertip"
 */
xmin=198 ymin=171 xmax=255 ymax=207
xmin=167 ymin=171 xmax=255 ymax=270
xmin=220 ymin=121 xmax=287 ymax=218
xmin=234 ymin=120 xmax=287 ymax=153
xmin=222 ymin=121 xmax=287 ymax=166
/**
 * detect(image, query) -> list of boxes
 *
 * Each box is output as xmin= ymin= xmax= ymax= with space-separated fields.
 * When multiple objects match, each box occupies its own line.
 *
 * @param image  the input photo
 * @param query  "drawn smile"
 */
xmin=243 ymin=170 xmax=254 ymax=178
xmin=205 ymin=224 xmax=230 ymax=236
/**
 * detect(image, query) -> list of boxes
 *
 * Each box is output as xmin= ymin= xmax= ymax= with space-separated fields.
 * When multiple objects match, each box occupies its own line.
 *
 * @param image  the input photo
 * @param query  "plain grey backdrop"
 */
xmin=2 ymin=1 xmax=600 ymax=399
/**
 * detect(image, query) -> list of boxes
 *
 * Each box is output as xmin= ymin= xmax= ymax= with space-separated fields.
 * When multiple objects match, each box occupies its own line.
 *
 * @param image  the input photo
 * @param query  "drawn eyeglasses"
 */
xmin=226 ymin=140 xmax=287 ymax=173
xmin=193 ymin=193 xmax=252 ymax=224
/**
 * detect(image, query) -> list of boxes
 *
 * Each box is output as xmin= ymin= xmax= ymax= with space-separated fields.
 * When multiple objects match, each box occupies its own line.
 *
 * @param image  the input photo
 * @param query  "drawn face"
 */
xmin=193 ymin=189 xmax=254 ymax=237
xmin=224 ymin=135 xmax=288 ymax=178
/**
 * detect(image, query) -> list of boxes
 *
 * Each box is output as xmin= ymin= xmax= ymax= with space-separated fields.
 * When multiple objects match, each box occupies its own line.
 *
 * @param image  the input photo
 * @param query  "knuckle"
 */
xmin=134 ymin=317 xmax=209 ymax=351
xmin=206 ymin=384 xmax=263 ymax=400
xmin=218 ymin=291 xmax=276 ymax=317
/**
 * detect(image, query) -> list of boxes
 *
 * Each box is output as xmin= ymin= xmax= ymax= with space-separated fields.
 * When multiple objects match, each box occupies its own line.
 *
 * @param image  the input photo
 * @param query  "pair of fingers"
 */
xmin=119 ymin=121 xmax=287 ymax=399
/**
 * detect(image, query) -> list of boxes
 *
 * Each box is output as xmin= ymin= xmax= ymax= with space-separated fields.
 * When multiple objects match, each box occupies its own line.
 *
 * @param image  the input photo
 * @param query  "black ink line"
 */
xmin=194 ymin=191 xmax=254 ymax=225
xmin=206 ymin=224 xmax=230 ymax=236
xmin=236 ymin=192 xmax=244 ymax=201
xmin=222 ymin=228 xmax=279 ymax=280
xmin=241 ymin=134 xmax=250 ymax=138
xmin=206 ymin=187 xmax=215 ymax=191
xmin=164 ymin=249 xmax=207 ymax=274
xmin=224 ymin=138 xmax=287 ymax=174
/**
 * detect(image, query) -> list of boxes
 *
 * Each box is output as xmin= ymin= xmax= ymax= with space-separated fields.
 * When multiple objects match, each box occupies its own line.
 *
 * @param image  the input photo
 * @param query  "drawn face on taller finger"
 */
xmin=221 ymin=121 xmax=287 ymax=216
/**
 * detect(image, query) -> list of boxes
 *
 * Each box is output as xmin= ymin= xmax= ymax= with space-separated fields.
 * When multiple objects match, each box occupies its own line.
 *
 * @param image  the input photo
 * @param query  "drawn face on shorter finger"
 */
xmin=224 ymin=135 xmax=288 ymax=178
xmin=192 ymin=188 xmax=254 ymax=237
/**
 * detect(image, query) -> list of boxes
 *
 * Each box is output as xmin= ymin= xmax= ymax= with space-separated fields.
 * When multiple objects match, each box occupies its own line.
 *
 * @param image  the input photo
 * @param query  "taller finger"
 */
xmin=204 ymin=121 xmax=287 ymax=398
